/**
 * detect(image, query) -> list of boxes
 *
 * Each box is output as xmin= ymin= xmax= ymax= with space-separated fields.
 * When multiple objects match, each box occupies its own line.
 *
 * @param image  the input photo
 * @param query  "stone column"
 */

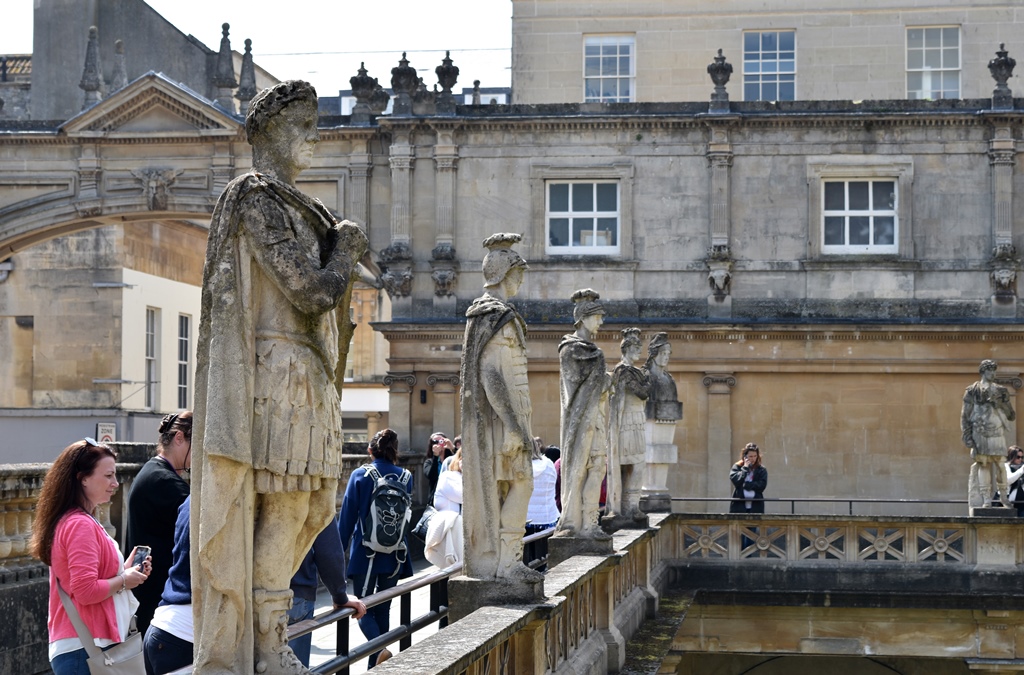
xmin=431 ymin=123 xmax=460 ymax=314
xmin=989 ymin=124 xmax=1018 ymax=316
xmin=707 ymin=127 xmax=733 ymax=250
xmin=364 ymin=411 xmax=382 ymax=439
xmin=349 ymin=139 xmax=374 ymax=226
xmin=703 ymin=374 xmax=736 ymax=512
xmin=427 ymin=372 xmax=460 ymax=438
xmin=383 ymin=371 xmax=416 ymax=454
xmin=211 ymin=142 xmax=235 ymax=196
xmin=706 ymin=125 xmax=734 ymax=320
xmin=385 ymin=131 xmax=415 ymax=317
xmin=75 ymin=143 xmax=102 ymax=217
xmin=389 ymin=132 xmax=414 ymax=244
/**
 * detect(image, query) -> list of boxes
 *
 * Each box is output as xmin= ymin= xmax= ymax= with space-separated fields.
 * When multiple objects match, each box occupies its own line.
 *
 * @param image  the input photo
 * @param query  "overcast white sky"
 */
xmin=1 ymin=0 xmax=513 ymax=94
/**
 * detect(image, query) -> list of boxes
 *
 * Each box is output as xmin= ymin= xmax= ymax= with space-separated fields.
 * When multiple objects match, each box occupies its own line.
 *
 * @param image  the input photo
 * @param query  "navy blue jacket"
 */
xmin=291 ymin=516 xmax=350 ymax=604
xmin=158 ymin=496 xmax=191 ymax=606
xmin=337 ymin=459 xmax=414 ymax=579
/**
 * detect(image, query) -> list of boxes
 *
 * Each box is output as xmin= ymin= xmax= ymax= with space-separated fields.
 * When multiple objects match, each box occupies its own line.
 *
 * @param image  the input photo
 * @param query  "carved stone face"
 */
xmin=623 ymin=342 xmax=642 ymax=364
xmin=504 ymin=266 xmax=524 ymax=298
xmin=654 ymin=344 xmax=671 ymax=368
xmin=267 ymin=101 xmax=319 ymax=172
xmin=581 ymin=312 xmax=604 ymax=334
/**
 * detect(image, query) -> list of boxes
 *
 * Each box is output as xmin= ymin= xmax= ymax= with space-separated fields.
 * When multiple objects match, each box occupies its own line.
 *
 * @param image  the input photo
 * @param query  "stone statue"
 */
xmin=606 ymin=327 xmax=651 ymax=523
xmin=555 ymin=289 xmax=613 ymax=543
xmin=641 ymin=332 xmax=682 ymax=511
xmin=962 ymin=359 xmax=1017 ymax=511
xmin=458 ymin=233 xmax=543 ymax=596
xmin=191 ymin=81 xmax=367 ymax=675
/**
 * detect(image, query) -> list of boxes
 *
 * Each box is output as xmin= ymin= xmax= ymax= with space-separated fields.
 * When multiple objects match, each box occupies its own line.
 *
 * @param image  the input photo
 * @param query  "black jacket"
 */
xmin=729 ymin=464 xmax=768 ymax=513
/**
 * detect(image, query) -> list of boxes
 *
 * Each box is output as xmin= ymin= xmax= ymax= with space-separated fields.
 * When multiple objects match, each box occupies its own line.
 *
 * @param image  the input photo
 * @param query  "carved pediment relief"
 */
xmin=60 ymin=71 xmax=242 ymax=139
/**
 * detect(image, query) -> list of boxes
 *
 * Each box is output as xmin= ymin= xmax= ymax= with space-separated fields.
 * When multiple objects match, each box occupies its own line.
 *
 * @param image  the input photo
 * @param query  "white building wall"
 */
xmin=120 ymin=268 xmax=201 ymax=413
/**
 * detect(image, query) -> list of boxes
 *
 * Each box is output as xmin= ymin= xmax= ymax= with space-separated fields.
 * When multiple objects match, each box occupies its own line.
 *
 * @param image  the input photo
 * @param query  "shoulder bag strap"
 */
xmin=55 ymin=578 xmax=105 ymax=662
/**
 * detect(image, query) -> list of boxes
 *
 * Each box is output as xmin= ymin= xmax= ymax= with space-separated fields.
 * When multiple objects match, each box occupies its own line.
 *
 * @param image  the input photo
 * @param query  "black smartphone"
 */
xmin=131 ymin=545 xmax=151 ymax=569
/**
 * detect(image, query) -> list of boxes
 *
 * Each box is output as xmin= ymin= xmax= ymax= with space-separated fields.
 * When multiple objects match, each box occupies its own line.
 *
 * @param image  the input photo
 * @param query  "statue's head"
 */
xmin=620 ymin=327 xmax=642 ymax=359
xmin=647 ymin=332 xmax=671 ymax=368
xmin=482 ymin=233 xmax=528 ymax=289
xmin=571 ymin=288 xmax=605 ymax=328
xmin=979 ymin=359 xmax=998 ymax=375
xmin=245 ymin=80 xmax=318 ymax=146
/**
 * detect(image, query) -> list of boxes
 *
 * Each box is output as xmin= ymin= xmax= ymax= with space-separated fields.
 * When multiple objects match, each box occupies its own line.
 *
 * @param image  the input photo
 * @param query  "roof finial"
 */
xmin=79 ymin=26 xmax=105 ymax=110
xmin=212 ymin=22 xmax=238 ymax=113
xmin=236 ymin=38 xmax=257 ymax=115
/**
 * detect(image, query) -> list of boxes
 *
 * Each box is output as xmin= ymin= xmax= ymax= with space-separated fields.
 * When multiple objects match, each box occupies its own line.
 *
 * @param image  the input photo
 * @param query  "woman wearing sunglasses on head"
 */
xmin=124 ymin=411 xmax=192 ymax=636
xmin=31 ymin=438 xmax=152 ymax=674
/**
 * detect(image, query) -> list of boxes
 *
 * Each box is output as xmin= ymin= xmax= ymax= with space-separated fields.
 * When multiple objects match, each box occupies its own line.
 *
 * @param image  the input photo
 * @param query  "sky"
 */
xmin=1 ymin=0 xmax=513 ymax=94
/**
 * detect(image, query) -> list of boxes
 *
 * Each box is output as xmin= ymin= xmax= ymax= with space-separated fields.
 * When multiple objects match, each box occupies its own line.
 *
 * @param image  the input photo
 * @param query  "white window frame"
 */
xmin=177 ymin=314 xmax=191 ymax=409
xmin=742 ymin=30 xmax=796 ymax=102
xmin=530 ymin=162 xmax=634 ymax=260
xmin=545 ymin=181 xmax=620 ymax=255
xmin=145 ymin=307 xmax=159 ymax=409
xmin=807 ymin=158 xmax=914 ymax=258
xmin=906 ymin=26 xmax=960 ymax=100
xmin=583 ymin=35 xmax=636 ymax=103
xmin=820 ymin=179 xmax=898 ymax=254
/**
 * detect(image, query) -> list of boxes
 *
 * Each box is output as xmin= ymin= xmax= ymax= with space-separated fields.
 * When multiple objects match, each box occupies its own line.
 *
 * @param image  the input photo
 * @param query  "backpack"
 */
xmin=360 ymin=465 xmax=413 ymax=559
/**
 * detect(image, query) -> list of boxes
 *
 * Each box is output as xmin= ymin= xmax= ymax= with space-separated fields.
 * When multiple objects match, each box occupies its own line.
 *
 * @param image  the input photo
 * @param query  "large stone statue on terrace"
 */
xmin=962 ymin=359 xmax=1016 ymax=512
xmin=553 ymin=289 xmax=614 ymax=555
xmin=605 ymin=327 xmax=651 ymax=527
xmin=191 ymin=80 xmax=367 ymax=674
xmin=641 ymin=332 xmax=682 ymax=512
xmin=454 ymin=233 xmax=544 ymax=619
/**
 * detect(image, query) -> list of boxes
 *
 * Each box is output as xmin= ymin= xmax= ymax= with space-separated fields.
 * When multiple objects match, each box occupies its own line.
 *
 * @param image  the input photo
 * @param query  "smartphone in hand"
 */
xmin=131 ymin=545 xmax=151 ymax=570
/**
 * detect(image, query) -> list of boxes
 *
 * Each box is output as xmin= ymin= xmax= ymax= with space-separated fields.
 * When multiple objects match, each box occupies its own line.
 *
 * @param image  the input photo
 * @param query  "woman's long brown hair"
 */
xmin=734 ymin=442 xmax=762 ymax=469
xmin=29 ymin=439 xmax=116 ymax=566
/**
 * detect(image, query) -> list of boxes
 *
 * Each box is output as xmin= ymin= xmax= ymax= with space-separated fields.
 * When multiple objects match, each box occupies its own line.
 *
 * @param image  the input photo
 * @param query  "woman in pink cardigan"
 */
xmin=30 ymin=438 xmax=152 ymax=674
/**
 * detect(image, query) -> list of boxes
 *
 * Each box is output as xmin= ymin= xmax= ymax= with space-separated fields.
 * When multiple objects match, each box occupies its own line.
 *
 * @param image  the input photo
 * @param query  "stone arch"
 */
xmin=0 ymin=193 xmax=213 ymax=257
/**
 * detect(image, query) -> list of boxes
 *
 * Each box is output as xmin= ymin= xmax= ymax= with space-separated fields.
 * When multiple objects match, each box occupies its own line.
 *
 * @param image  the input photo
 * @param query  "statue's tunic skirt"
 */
xmin=617 ymin=398 xmax=647 ymax=465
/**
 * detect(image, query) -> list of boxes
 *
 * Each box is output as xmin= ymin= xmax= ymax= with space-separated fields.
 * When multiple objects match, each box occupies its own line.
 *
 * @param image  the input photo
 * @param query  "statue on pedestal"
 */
xmin=641 ymin=333 xmax=682 ymax=511
xmin=962 ymin=359 xmax=1016 ymax=511
xmin=606 ymin=327 xmax=651 ymax=523
xmin=191 ymin=81 xmax=367 ymax=674
xmin=555 ymin=289 xmax=613 ymax=544
xmin=456 ymin=233 xmax=543 ymax=615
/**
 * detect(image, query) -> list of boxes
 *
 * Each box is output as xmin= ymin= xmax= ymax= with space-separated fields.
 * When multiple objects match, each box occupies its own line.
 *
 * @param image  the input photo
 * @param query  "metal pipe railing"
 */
xmin=672 ymin=496 xmax=970 ymax=516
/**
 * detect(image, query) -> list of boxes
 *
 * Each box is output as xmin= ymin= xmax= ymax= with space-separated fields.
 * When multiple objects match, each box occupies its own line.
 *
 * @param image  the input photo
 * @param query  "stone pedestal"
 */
xmin=547 ymin=533 xmax=614 ymax=569
xmin=601 ymin=512 xmax=649 ymax=533
xmin=642 ymin=419 xmax=677 ymax=511
xmin=448 ymin=575 xmax=544 ymax=622
xmin=970 ymin=506 xmax=1015 ymax=518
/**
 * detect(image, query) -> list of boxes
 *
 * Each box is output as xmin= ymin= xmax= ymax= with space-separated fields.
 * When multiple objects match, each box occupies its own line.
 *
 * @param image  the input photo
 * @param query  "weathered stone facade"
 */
xmin=511 ymin=0 xmax=1024 ymax=104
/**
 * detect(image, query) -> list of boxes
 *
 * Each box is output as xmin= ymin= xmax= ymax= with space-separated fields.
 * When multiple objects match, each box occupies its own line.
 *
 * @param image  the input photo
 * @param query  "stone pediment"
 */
xmin=60 ymin=71 xmax=242 ymax=139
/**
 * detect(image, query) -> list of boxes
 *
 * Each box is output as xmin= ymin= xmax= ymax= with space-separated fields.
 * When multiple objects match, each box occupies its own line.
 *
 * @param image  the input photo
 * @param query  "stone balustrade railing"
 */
xmin=657 ymin=513 xmax=1021 ymax=566
xmin=371 ymin=517 xmax=669 ymax=675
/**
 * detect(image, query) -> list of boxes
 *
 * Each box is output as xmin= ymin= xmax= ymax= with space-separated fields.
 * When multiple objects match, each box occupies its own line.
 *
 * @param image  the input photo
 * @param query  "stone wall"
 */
xmin=510 ymin=0 xmax=1024 ymax=104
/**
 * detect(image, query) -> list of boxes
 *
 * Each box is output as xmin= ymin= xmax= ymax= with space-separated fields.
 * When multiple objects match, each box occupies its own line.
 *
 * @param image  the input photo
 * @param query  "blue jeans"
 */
xmin=143 ymin=625 xmax=193 ymax=675
xmin=350 ymin=571 xmax=400 ymax=667
xmin=51 ymin=648 xmax=89 ymax=675
xmin=287 ymin=596 xmax=316 ymax=667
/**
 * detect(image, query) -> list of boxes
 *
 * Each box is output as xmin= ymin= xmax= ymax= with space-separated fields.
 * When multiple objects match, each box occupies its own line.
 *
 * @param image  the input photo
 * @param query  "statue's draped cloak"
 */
xmin=460 ymin=294 xmax=526 ymax=578
xmin=962 ymin=381 xmax=1016 ymax=456
xmin=190 ymin=171 xmax=344 ymax=670
xmin=558 ymin=334 xmax=608 ymax=530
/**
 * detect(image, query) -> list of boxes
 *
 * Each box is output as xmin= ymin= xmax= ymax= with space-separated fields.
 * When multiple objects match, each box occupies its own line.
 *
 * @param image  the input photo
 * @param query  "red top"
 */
xmin=48 ymin=509 xmax=122 ymax=643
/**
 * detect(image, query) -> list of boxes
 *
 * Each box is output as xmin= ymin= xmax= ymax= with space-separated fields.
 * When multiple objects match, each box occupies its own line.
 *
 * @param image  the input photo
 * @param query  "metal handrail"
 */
xmin=297 ymin=526 xmax=556 ymax=675
xmin=672 ymin=496 xmax=970 ymax=516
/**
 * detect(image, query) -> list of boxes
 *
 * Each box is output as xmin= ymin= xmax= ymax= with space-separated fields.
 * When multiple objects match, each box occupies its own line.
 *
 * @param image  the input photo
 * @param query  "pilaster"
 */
xmin=703 ymin=373 xmax=736 ymax=510
xmin=989 ymin=125 xmax=1015 ymax=248
xmin=383 ymin=371 xmax=416 ymax=454
xmin=349 ymin=140 xmax=373 ymax=227
xmin=426 ymin=372 xmax=460 ymax=438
